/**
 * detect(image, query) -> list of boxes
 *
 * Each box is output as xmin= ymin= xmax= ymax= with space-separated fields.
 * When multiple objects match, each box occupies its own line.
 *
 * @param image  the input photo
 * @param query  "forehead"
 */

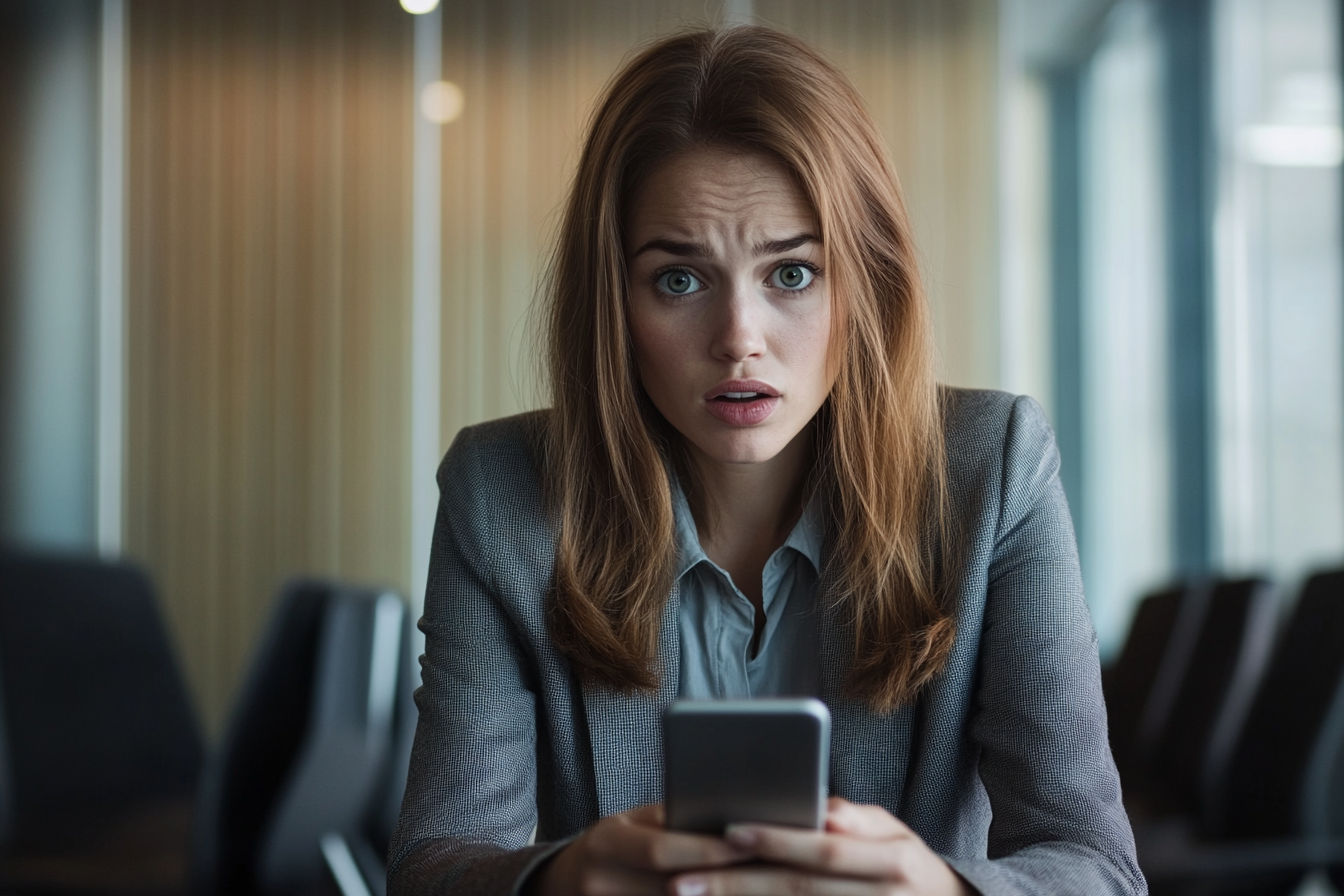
xmin=624 ymin=148 xmax=818 ymax=249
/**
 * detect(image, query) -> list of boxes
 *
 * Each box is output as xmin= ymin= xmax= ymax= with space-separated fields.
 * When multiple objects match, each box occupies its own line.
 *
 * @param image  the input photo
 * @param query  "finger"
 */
xmin=672 ymin=867 xmax=907 ymax=896
xmin=590 ymin=815 xmax=751 ymax=872
xmin=627 ymin=803 xmax=668 ymax=828
xmin=724 ymin=825 xmax=918 ymax=879
xmin=573 ymin=864 xmax=668 ymax=896
xmin=825 ymin=800 xmax=912 ymax=840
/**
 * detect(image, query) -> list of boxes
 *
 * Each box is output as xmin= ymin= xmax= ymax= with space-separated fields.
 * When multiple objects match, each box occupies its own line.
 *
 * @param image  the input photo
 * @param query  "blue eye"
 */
xmin=656 ymin=269 xmax=703 ymax=296
xmin=770 ymin=263 xmax=815 ymax=290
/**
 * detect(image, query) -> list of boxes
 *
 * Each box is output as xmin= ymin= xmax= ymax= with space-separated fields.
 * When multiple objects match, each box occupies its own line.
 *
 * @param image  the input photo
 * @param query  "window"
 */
xmin=1211 ymin=0 xmax=1344 ymax=580
xmin=1047 ymin=0 xmax=1344 ymax=655
xmin=1077 ymin=0 xmax=1172 ymax=653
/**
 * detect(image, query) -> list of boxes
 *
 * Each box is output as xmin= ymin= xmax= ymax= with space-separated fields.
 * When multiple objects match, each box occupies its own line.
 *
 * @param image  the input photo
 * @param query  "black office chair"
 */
xmin=1147 ymin=578 xmax=1279 ymax=818
xmin=1138 ymin=570 xmax=1344 ymax=895
xmin=1215 ymin=569 xmax=1344 ymax=839
xmin=0 ymin=549 xmax=203 ymax=896
xmin=193 ymin=579 xmax=408 ymax=896
xmin=1104 ymin=582 xmax=1209 ymax=789
xmin=320 ymin=614 xmax=420 ymax=896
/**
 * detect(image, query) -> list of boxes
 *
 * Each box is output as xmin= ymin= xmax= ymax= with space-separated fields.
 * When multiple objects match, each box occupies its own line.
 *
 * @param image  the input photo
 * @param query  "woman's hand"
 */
xmin=529 ymin=804 xmax=753 ymax=895
xmin=668 ymin=798 xmax=975 ymax=896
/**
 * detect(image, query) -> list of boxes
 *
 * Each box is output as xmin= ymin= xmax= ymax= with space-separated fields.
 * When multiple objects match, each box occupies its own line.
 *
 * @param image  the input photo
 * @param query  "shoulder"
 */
xmin=938 ymin=387 xmax=1062 ymax=535
xmin=940 ymin=386 xmax=1058 ymax=477
xmin=940 ymin=387 xmax=1053 ymax=458
xmin=434 ymin=410 xmax=553 ymax=566
xmin=437 ymin=409 xmax=549 ymax=488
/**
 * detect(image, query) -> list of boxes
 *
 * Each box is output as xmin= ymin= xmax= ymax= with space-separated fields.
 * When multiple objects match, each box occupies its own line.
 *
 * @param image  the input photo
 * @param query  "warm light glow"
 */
xmin=420 ymin=81 xmax=464 ymax=124
xmin=1241 ymin=124 xmax=1343 ymax=167
xmin=400 ymin=0 xmax=440 ymax=13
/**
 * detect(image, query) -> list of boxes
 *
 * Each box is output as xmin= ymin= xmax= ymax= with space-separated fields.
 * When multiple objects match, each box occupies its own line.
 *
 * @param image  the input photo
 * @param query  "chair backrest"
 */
xmin=1148 ymin=577 xmax=1278 ymax=816
xmin=370 ymin=616 xmax=420 ymax=856
xmin=193 ymin=578 xmax=406 ymax=896
xmin=0 ymin=550 xmax=202 ymax=854
xmin=1214 ymin=572 xmax=1344 ymax=838
xmin=257 ymin=587 xmax=405 ymax=895
xmin=329 ymin=613 xmax=420 ymax=896
xmin=192 ymin=580 xmax=329 ymax=895
xmin=1104 ymin=582 xmax=1202 ymax=785
xmin=1216 ymin=569 xmax=1344 ymax=839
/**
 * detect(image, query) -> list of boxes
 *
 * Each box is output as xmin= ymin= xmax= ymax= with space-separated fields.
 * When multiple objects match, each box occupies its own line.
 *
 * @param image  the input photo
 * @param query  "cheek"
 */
xmin=627 ymin=305 xmax=684 ymax=395
xmin=781 ymin=305 xmax=835 ymax=397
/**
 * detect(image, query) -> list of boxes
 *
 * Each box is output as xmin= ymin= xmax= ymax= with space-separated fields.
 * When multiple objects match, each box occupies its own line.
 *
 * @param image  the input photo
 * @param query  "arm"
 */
xmin=945 ymin=395 xmax=1147 ymax=896
xmin=387 ymin=427 xmax=557 ymax=895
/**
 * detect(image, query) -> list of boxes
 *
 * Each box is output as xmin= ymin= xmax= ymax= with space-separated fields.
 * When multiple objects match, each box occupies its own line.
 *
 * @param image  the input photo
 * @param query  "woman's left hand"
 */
xmin=669 ymin=797 xmax=975 ymax=896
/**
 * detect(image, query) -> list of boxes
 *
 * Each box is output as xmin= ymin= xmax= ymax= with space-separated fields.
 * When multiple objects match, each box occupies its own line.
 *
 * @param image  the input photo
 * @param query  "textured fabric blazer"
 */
xmin=388 ymin=388 xmax=1147 ymax=896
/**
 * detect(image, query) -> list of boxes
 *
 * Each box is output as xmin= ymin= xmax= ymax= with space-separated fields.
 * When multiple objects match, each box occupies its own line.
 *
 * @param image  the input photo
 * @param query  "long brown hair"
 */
xmin=542 ymin=25 xmax=952 ymax=713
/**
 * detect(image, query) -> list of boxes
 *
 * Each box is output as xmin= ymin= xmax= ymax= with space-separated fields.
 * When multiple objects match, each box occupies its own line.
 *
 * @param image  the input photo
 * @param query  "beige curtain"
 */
xmin=126 ymin=0 xmax=414 ymax=733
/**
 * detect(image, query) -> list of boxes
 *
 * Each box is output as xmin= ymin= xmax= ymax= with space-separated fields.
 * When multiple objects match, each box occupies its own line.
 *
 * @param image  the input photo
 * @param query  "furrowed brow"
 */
xmin=630 ymin=238 xmax=711 ymax=259
xmin=756 ymin=233 xmax=821 ymax=255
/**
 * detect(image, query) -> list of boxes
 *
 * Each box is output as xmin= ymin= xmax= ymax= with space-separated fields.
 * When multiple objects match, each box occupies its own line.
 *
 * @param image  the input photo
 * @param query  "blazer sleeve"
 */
xmin=387 ymin=426 xmax=565 ymax=896
xmin=945 ymin=396 xmax=1148 ymax=896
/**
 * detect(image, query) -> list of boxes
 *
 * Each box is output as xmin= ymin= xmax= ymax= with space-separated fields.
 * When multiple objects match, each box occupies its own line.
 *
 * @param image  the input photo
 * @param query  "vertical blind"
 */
xmin=126 ymin=0 xmax=414 ymax=733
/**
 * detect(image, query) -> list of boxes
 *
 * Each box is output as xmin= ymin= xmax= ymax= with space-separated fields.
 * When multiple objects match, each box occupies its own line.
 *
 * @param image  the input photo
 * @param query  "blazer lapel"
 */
xmin=819 ymin=580 xmax=915 ymax=816
xmin=581 ymin=584 xmax=682 ymax=817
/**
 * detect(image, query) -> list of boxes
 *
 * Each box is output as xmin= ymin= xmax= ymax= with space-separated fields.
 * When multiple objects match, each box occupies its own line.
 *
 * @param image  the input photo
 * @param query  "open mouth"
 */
xmin=713 ymin=392 xmax=771 ymax=403
xmin=704 ymin=381 xmax=780 ymax=426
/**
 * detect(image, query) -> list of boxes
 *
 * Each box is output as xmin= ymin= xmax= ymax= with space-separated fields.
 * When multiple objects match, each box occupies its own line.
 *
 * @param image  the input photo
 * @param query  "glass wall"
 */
xmin=1211 ymin=0 xmax=1344 ymax=581
xmin=1055 ymin=0 xmax=1344 ymax=654
xmin=1078 ymin=0 xmax=1172 ymax=654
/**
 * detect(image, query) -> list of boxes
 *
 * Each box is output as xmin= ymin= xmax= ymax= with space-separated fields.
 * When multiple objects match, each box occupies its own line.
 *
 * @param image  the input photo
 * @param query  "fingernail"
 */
xmin=724 ymin=825 xmax=757 ymax=848
xmin=676 ymin=876 xmax=707 ymax=896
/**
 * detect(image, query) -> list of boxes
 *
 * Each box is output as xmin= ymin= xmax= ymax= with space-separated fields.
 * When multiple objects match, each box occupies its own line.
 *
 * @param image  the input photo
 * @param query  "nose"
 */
xmin=709 ymin=278 xmax=766 ymax=363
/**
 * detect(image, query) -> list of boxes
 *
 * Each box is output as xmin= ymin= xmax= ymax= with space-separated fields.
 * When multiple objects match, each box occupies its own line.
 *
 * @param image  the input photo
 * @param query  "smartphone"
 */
xmin=663 ymin=698 xmax=831 ymax=834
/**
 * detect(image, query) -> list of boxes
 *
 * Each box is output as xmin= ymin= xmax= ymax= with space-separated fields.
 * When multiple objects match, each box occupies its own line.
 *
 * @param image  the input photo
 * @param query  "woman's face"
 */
xmin=624 ymin=148 xmax=836 ymax=471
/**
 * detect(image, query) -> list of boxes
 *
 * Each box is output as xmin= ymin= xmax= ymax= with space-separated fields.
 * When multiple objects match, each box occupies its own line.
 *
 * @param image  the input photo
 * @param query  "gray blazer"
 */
xmin=388 ymin=388 xmax=1147 ymax=896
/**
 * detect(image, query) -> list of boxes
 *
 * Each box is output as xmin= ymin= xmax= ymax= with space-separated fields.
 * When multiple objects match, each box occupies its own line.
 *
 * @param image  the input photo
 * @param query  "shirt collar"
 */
xmin=670 ymin=474 xmax=826 ymax=581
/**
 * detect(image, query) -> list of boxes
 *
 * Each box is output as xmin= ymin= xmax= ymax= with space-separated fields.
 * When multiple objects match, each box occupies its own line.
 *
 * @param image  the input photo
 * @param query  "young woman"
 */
xmin=388 ymin=26 xmax=1145 ymax=896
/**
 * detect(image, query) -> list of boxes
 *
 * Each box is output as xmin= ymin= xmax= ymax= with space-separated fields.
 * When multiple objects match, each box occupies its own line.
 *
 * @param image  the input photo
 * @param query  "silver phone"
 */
xmin=663 ymin=698 xmax=831 ymax=834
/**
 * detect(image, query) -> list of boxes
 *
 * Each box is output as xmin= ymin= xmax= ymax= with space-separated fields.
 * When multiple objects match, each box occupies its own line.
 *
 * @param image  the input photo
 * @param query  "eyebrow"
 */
xmin=629 ymin=238 xmax=711 ymax=259
xmin=628 ymin=232 xmax=821 ymax=260
xmin=757 ymin=233 xmax=820 ymax=255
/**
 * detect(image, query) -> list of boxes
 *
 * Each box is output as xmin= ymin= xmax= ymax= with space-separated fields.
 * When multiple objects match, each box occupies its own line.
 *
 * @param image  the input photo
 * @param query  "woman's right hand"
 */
xmin=529 ymin=804 xmax=752 ymax=895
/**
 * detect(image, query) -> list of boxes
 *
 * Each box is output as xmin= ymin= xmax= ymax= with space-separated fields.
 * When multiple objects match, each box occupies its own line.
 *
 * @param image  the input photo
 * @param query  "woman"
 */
xmin=389 ymin=25 xmax=1145 ymax=896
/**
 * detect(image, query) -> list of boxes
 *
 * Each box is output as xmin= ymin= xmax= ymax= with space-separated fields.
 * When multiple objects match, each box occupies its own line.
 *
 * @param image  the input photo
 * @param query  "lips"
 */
xmin=703 ymin=379 xmax=780 ymax=426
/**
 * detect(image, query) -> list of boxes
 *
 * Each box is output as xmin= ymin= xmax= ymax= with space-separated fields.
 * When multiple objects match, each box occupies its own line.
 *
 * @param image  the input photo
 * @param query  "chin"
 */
xmin=692 ymin=429 xmax=793 ymax=467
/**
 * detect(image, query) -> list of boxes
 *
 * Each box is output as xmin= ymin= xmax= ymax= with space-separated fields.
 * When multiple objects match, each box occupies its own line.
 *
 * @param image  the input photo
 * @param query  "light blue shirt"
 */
xmin=672 ymin=478 xmax=824 ymax=699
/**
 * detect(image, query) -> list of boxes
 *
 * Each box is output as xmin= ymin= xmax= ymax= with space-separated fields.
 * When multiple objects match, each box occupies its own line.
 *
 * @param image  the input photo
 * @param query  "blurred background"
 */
xmin=1 ymin=0 xmax=1343 ymax=893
